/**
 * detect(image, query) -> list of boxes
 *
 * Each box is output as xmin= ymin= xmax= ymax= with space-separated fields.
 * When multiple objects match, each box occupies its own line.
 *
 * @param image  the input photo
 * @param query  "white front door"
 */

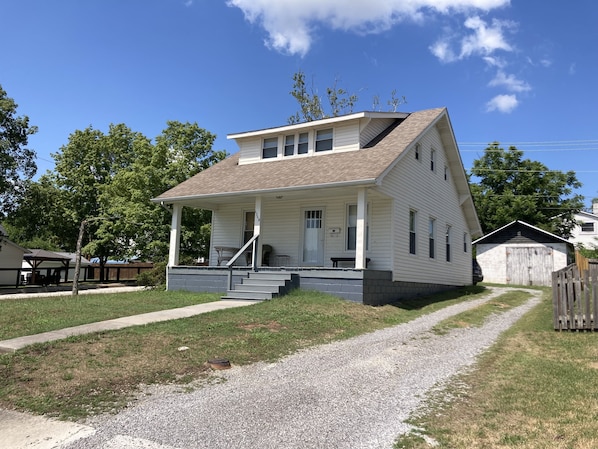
xmin=302 ymin=209 xmax=324 ymax=266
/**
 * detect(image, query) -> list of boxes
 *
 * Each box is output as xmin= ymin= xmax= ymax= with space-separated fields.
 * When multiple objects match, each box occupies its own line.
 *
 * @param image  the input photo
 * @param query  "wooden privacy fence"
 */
xmin=87 ymin=263 xmax=154 ymax=282
xmin=552 ymin=259 xmax=598 ymax=331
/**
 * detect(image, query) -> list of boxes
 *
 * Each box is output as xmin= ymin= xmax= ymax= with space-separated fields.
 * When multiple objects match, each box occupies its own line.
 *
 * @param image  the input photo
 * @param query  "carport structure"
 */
xmin=23 ymin=249 xmax=71 ymax=285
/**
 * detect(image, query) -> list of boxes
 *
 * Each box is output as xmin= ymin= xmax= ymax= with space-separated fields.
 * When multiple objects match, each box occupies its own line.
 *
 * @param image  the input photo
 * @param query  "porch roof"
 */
xmin=153 ymin=108 xmax=446 ymax=203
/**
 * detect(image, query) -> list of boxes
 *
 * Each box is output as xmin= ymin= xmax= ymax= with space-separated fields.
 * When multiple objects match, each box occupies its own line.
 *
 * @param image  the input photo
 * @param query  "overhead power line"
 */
xmin=458 ymin=139 xmax=598 ymax=152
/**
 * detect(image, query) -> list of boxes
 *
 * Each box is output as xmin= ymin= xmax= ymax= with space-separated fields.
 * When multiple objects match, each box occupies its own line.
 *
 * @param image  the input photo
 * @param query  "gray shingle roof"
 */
xmin=154 ymin=108 xmax=445 ymax=201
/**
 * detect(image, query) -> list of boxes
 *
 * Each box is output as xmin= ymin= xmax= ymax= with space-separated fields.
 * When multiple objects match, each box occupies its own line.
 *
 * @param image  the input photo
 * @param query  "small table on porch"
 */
xmin=215 ymin=246 xmax=240 ymax=266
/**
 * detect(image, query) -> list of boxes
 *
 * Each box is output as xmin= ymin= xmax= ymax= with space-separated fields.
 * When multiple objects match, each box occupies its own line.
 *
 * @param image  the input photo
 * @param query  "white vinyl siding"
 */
xmin=210 ymin=194 xmax=391 ymax=270
xmin=378 ymin=126 xmax=472 ymax=285
xmin=236 ymin=138 xmax=262 ymax=165
xmin=359 ymin=118 xmax=396 ymax=147
xmin=334 ymin=123 xmax=360 ymax=152
xmin=315 ymin=128 xmax=333 ymax=152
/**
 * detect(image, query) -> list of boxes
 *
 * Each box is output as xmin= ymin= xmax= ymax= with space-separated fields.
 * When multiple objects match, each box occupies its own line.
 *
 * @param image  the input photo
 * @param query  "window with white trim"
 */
xmin=463 ymin=232 xmax=468 ymax=252
xmin=415 ymin=143 xmax=420 ymax=161
xmin=298 ymin=132 xmax=308 ymax=154
xmin=409 ymin=210 xmax=417 ymax=255
xmin=262 ymin=137 xmax=278 ymax=159
xmin=581 ymin=222 xmax=595 ymax=232
xmin=347 ymin=204 xmax=369 ymax=251
xmin=430 ymin=148 xmax=436 ymax=172
xmin=315 ymin=128 xmax=333 ymax=152
xmin=429 ymin=217 xmax=436 ymax=259
xmin=284 ymin=135 xmax=294 ymax=156
xmin=446 ymin=225 xmax=451 ymax=262
xmin=284 ymin=132 xmax=309 ymax=156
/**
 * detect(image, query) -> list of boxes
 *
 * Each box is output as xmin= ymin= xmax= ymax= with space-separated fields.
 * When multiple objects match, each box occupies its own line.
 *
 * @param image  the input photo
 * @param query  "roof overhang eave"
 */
xmin=151 ymin=178 xmax=378 ymax=205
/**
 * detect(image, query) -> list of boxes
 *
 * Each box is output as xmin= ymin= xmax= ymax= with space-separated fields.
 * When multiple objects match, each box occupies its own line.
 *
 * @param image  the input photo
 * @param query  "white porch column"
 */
xmin=355 ymin=188 xmax=367 ymax=269
xmin=254 ymin=196 xmax=262 ymax=266
xmin=168 ymin=203 xmax=182 ymax=267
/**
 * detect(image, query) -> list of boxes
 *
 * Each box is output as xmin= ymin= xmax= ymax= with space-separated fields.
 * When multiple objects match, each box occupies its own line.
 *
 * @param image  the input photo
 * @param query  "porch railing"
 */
xmin=226 ymin=234 xmax=259 ymax=290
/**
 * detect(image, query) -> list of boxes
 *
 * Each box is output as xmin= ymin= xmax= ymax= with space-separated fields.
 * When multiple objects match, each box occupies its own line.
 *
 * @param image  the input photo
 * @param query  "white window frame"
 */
xmin=445 ymin=225 xmax=451 ymax=262
xmin=429 ymin=217 xmax=436 ymax=259
xmin=346 ymin=203 xmax=370 ymax=251
xmin=283 ymin=132 xmax=309 ymax=157
xmin=409 ymin=209 xmax=417 ymax=255
xmin=262 ymin=137 xmax=278 ymax=159
xmin=315 ymin=128 xmax=333 ymax=152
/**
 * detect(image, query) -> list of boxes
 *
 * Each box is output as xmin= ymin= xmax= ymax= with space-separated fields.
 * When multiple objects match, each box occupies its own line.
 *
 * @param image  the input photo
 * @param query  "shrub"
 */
xmin=137 ymin=262 xmax=167 ymax=289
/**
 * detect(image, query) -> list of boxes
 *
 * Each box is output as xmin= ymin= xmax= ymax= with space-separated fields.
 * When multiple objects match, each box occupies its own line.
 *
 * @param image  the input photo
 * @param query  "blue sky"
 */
xmin=2 ymin=0 xmax=597 ymax=208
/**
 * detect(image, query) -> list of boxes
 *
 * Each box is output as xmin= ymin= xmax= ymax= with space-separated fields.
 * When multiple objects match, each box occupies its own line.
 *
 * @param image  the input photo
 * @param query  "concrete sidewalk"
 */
xmin=0 ymin=297 xmax=261 ymax=353
xmin=0 ymin=293 xmax=261 ymax=448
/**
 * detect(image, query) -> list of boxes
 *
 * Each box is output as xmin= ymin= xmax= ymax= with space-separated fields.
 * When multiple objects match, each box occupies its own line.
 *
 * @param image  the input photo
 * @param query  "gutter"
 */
xmin=150 ymin=178 xmax=377 ymax=204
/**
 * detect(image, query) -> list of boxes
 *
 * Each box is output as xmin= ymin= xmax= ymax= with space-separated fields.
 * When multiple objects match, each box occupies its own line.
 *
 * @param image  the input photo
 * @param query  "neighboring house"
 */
xmin=569 ymin=200 xmax=598 ymax=249
xmin=0 ymin=226 xmax=30 ymax=287
xmin=473 ymin=220 xmax=573 ymax=287
xmin=153 ymin=108 xmax=482 ymax=305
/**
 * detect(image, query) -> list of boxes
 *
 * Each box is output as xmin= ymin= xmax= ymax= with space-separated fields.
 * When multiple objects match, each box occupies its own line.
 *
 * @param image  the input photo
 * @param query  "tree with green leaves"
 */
xmin=4 ymin=121 xmax=225 ymax=277
xmin=0 ymin=85 xmax=38 ymax=217
xmin=469 ymin=143 xmax=584 ymax=237
xmin=288 ymin=70 xmax=405 ymax=124
xmin=102 ymin=121 xmax=225 ymax=263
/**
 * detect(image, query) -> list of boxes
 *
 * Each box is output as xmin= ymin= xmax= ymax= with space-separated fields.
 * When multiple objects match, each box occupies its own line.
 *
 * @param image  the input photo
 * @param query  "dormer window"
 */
xmin=284 ymin=135 xmax=294 ymax=156
xmin=284 ymin=132 xmax=309 ymax=157
xmin=298 ymin=132 xmax=308 ymax=154
xmin=315 ymin=128 xmax=333 ymax=152
xmin=262 ymin=137 xmax=278 ymax=159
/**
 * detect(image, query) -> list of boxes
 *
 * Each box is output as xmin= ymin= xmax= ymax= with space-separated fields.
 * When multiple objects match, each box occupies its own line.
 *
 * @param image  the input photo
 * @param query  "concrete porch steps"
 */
xmin=221 ymin=271 xmax=299 ymax=301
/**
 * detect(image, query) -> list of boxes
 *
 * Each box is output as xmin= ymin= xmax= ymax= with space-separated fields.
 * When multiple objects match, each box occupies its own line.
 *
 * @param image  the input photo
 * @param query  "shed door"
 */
xmin=506 ymin=247 xmax=553 ymax=286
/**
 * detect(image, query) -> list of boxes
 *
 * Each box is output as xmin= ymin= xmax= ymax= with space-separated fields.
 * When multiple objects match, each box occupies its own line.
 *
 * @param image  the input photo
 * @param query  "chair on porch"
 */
xmin=245 ymin=244 xmax=273 ymax=266
xmin=262 ymin=244 xmax=272 ymax=266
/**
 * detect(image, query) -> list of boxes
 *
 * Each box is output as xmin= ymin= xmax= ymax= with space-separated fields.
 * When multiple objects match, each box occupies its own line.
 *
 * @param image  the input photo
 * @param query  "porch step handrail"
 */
xmin=226 ymin=233 xmax=259 ymax=290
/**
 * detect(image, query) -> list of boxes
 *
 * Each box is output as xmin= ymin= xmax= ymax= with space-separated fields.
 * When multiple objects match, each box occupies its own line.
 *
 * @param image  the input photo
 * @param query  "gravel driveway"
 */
xmin=65 ymin=287 xmax=541 ymax=449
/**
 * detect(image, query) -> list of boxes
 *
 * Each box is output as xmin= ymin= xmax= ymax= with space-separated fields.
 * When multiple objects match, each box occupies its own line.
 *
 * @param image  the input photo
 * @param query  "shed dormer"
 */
xmin=228 ymin=111 xmax=409 ymax=166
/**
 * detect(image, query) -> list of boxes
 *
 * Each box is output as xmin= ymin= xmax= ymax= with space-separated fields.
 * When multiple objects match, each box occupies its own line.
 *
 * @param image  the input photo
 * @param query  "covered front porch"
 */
xmin=166 ymin=185 xmax=380 ymax=272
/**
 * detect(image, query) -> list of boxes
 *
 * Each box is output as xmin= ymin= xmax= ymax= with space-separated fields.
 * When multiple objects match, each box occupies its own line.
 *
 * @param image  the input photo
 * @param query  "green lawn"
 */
xmin=0 ymin=290 xmax=220 ymax=340
xmin=395 ymin=287 xmax=598 ymax=449
xmin=0 ymin=286 xmax=488 ymax=419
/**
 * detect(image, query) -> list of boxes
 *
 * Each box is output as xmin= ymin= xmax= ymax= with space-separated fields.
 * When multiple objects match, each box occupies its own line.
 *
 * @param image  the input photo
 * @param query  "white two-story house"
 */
xmin=153 ymin=108 xmax=482 ymax=305
xmin=569 ymin=200 xmax=598 ymax=249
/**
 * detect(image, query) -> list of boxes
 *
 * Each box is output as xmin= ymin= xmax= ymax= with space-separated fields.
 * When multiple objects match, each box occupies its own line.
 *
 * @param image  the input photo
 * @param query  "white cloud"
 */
xmin=483 ymin=55 xmax=507 ymax=68
xmin=227 ymin=0 xmax=510 ymax=56
xmin=486 ymin=94 xmax=518 ymax=113
xmin=488 ymin=71 xmax=530 ymax=92
xmin=460 ymin=16 xmax=514 ymax=58
xmin=429 ymin=16 xmax=515 ymax=64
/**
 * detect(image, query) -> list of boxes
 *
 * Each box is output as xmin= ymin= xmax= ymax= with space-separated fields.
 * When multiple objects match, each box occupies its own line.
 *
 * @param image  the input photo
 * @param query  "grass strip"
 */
xmin=395 ymin=287 xmax=598 ymax=449
xmin=0 ymin=286 xmax=487 ymax=420
xmin=0 ymin=290 xmax=220 ymax=340
xmin=431 ymin=290 xmax=531 ymax=335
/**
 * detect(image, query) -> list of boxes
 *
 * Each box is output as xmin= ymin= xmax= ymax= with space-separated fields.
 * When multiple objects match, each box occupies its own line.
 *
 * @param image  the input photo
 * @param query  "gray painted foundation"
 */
xmin=167 ymin=266 xmax=458 ymax=306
